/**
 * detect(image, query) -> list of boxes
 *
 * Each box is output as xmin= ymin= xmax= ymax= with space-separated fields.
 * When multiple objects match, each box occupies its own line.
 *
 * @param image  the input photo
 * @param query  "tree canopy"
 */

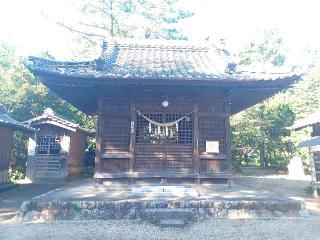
xmin=232 ymin=31 xmax=320 ymax=170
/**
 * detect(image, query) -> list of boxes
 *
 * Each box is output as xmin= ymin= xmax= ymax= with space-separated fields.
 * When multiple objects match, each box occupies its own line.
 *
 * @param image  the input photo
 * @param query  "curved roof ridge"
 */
xmin=25 ymin=108 xmax=93 ymax=136
xmin=103 ymin=37 xmax=222 ymax=50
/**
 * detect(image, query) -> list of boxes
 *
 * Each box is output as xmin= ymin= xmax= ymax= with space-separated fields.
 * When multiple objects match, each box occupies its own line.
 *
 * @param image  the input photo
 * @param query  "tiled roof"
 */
xmin=298 ymin=136 xmax=320 ymax=147
xmin=25 ymin=38 xmax=301 ymax=83
xmin=25 ymin=108 xmax=94 ymax=136
xmin=290 ymin=111 xmax=320 ymax=130
xmin=0 ymin=108 xmax=36 ymax=132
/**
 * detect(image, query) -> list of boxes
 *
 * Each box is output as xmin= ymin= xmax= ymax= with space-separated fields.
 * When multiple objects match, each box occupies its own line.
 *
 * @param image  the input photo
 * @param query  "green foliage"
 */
xmin=232 ymin=102 xmax=296 ymax=170
xmin=72 ymin=203 xmax=82 ymax=213
xmin=0 ymin=42 xmax=96 ymax=174
xmin=239 ymin=30 xmax=286 ymax=66
xmin=285 ymin=53 xmax=320 ymax=118
xmin=233 ymin=30 xmax=320 ymax=171
xmin=9 ymin=165 xmax=25 ymax=183
xmin=233 ymin=30 xmax=307 ymax=170
xmin=62 ymin=0 xmax=192 ymax=40
xmin=133 ymin=0 xmax=193 ymax=39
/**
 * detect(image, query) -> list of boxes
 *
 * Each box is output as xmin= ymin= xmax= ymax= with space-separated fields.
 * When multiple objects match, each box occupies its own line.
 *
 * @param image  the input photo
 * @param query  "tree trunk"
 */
xmin=110 ymin=0 xmax=114 ymax=37
xmin=259 ymin=142 xmax=265 ymax=168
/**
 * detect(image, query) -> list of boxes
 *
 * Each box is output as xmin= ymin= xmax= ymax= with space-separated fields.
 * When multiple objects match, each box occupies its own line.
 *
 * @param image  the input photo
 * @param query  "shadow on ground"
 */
xmin=0 ymin=182 xmax=65 ymax=223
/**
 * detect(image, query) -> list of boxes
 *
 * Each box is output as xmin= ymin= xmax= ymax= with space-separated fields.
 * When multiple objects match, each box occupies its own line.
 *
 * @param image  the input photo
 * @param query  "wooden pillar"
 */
xmin=94 ymin=96 xmax=104 ymax=177
xmin=129 ymin=104 xmax=136 ymax=177
xmin=0 ymin=128 xmax=13 ymax=184
xmin=193 ymin=103 xmax=200 ymax=184
xmin=224 ymin=91 xmax=233 ymax=186
xmin=310 ymin=147 xmax=319 ymax=197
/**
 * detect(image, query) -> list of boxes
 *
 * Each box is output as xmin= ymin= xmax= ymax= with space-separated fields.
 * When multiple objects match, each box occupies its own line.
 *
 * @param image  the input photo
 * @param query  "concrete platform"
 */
xmin=26 ymin=179 xmax=292 ymax=202
xmin=0 ymin=183 xmax=19 ymax=193
xmin=15 ymin=179 xmax=307 ymax=225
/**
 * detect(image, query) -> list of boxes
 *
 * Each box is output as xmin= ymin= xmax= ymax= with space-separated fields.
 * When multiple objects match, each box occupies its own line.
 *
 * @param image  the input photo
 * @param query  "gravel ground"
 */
xmin=1 ymin=217 xmax=320 ymax=240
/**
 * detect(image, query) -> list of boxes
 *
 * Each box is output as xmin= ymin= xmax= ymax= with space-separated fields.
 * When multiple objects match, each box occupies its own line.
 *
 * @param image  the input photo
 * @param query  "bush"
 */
xmin=9 ymin=165 xmax=25 ymax=183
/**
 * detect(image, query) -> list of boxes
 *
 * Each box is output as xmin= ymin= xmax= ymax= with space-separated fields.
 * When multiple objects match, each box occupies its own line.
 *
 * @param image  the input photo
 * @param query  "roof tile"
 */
xmin=0 ymin=109 xmax=36 ymax=132
xmin=25 ymin=38 xmax=301 ymax=82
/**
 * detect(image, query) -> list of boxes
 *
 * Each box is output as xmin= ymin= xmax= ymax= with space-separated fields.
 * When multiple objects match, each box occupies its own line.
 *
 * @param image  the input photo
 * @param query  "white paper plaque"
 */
xmin=28 ymin=138 xmax=36 ymax=156
xmin=206 ymin=141 xmax=219 ymax=153
xmin=60 ymin=136 xmax=70 ymax=153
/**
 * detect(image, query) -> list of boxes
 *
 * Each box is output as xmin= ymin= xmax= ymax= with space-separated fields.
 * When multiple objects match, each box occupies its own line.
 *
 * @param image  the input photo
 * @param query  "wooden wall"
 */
xmin=95 ymin=87 xmax=232 ymax=182
xmin=26 ymin=123 xmax=87 ymax=181
xmin=69 ymin=130 xmax=87 ymax=178
xmin=312 ymin=123 xmax=320 ymax=137
xmin=0 ymin=127 xmax=13 ymax=184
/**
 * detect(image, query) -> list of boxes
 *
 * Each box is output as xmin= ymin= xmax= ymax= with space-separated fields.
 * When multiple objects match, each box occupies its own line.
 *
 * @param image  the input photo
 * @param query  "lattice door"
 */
xmin=35 ymin=136 xmax=67 ymax=177
xmin=134 ymin=113 xmax=194 ymax=173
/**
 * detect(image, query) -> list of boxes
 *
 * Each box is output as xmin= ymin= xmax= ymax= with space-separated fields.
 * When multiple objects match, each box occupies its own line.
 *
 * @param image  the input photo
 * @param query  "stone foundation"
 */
xmin=17 ymin=199 xmax=307 ymax=223
xmin=0 ymin=168 xmax=9 ymax=184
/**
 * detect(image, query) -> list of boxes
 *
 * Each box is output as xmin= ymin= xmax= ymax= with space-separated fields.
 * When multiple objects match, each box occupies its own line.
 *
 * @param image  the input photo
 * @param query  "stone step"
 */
xmin=160 ymin=219 xmax=186 ymax=228
xmin=131 ymin=186 xmax=199 ymax=197
xmin=133 ymin=185 xmax=196 ymax=192
xmin=143 ymin=208 xmax=194 ymax=223
xmin=131 ymin=191 xmax=198 ymax=198
xmin=0 ymin=183 xmax=19 ymax=193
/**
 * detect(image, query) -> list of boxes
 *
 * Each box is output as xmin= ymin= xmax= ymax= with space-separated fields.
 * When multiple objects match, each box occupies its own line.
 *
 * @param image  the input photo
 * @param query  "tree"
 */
xmin=232 ymin=30 xmax=296 ymax=170
xmin=284 ymin=51 xmax=320 ymax=118
xmin=232 ymin=103 xmax=296 ymax=169
xmin=239 ymin=30 xmax=286 ymax=66
xmin=0 ymin=42 xmax=95 ymax=177
xmin=59 ymin=0 xmax=193 ymax=40
xmin=56 ymin=0 xmax=193 ymax=60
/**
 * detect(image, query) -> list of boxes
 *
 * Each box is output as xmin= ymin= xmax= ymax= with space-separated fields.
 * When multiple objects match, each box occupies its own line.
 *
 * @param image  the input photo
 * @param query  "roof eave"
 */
xmin=30 ymin=68 xmax=301 ymax=88
xmin=0 ymin=121 xmax=37 ymax=133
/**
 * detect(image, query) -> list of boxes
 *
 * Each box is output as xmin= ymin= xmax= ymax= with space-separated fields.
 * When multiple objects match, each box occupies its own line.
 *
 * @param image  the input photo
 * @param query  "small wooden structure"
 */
xmin=0 ymin=107 xmax=35 ymax=184
xmin=25 ymin=108 xmax=93 ymax=181
xmin=26 ymin=38 xmax=300 ymax=185
xmin=291 ymin=111 xmax=320 ymax=195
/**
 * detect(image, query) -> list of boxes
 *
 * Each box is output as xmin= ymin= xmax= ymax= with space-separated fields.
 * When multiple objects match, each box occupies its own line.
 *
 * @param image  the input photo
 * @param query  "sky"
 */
xmin=0 ymin=0 xmax=319 ymax=63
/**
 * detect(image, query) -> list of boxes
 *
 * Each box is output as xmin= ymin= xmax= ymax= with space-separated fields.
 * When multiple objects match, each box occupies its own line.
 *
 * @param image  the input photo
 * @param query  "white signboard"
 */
xmin=60 ymin=136 xmax=70 ymax=153
xmin=206 ymin=141 xmax=219 ymax=153
xmin=28 ymin=138 xmax=36 ymax=156
xmin=312 ymin=145 xmax=320 ymax=151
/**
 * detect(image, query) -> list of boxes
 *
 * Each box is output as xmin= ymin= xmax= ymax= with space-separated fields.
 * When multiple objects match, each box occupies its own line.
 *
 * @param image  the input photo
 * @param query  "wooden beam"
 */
xmin=199 ymin=154 xmax=227 ymax=160
xmin=100 ymin=153 xmax=132 ymax=159
xmin=94 ymin=171 xmax=233 ymax=179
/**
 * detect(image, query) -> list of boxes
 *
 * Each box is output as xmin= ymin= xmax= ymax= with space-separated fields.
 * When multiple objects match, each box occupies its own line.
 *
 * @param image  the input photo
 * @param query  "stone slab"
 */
xmin=0 ymin=183 xmax=19 ymax=193
xmin=160 ymin=219 xmax=186 ymax=228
